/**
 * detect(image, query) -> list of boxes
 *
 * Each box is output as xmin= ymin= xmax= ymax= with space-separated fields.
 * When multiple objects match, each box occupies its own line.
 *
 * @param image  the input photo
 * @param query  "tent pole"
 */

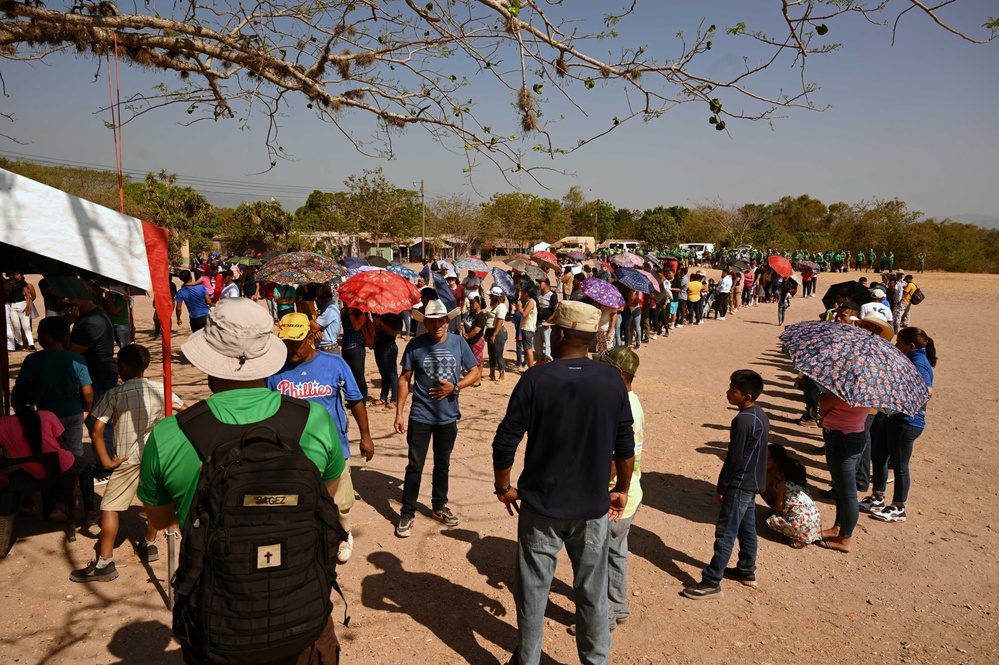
xmin=0 ymin=281 xmax=9 ymax=416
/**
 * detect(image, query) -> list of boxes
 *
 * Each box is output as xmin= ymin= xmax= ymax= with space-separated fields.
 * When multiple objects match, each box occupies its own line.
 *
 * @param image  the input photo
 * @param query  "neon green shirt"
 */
xmin=138 ymin=388 xmax=345 ymax=527
xmin=609 ymin=391 xmax=644 ymax=519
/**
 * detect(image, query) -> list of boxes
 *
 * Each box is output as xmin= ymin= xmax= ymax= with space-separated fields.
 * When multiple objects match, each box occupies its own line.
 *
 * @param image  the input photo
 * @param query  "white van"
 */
xmin=604 ymin=240 xmax=640 ymax=253
xmin=679 ymin=243 xmax=715 ymax=260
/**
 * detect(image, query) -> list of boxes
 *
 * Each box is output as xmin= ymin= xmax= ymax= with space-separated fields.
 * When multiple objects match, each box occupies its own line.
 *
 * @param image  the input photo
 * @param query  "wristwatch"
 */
xmin=452 ymin=384 xmax=460 ymax=396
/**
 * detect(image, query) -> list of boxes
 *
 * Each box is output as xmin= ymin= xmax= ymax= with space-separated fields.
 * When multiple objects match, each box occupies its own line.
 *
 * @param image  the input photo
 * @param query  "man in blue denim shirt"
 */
xmin=492 ymin=301 xmax=635 ymax=665
xmin=683 ymin=369 xmax=769 ymax=599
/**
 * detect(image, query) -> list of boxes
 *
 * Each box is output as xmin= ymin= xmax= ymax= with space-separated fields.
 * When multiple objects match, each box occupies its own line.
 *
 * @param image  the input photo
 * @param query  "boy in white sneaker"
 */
xmin=70 ymin=345 xmax=184 ymax=582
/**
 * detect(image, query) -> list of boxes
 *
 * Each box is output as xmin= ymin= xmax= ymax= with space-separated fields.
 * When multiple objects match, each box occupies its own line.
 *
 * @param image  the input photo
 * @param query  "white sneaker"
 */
xmin=718 ymin=317 xmax=726 ymax=321
xmin=337 ymin=532 xmax=354 ymax=563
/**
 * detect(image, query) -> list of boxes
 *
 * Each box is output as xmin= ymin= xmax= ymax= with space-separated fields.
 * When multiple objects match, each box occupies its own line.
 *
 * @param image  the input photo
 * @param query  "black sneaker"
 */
xmin=141 ymin=542 xmax=160 ymax=562
xmin=432 ymin=505 xmax=460 ymax=527
xmin=70 ymin=561 xmax=119 ymax=583
xmin=681 ymin=581 xmax=722 ymax=599
xmin=723 ymin=567 xmax=758 ymax=588
xmin=870 ymin=504 xmax=906 ymax=523
xmin=858 ymin=495 xmax=885 ymax=513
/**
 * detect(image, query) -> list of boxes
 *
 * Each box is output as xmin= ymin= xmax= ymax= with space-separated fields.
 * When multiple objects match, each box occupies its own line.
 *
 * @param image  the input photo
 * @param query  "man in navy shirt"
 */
xmin=492 ymin=300 xmax=635 ymax=665
xmin=394 ymin=299 xmax=480 ymax=538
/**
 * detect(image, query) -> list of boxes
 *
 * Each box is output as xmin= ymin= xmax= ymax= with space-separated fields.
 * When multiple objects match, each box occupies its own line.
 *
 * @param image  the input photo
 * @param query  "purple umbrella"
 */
xmin=564 ymin=251 xmax=586 ymax=261
xmin=490 ymin=266 xmax=515 ymax=298
xmin=615 ymin=267 xmax=653 ymax=293
xmin=779 ymin=320 xmax=931 ymax=416
xmin=580 ymin=277 xmax=625 ymax=308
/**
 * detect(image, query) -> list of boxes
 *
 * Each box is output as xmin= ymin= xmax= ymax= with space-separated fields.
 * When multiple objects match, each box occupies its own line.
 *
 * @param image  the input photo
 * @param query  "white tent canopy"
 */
xmin=0 ymin=168 xmax=152 ymax=291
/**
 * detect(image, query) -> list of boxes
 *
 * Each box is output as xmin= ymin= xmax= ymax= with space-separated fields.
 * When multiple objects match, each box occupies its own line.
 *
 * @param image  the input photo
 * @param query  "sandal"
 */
xmin=814 ymin=539 xmax=850 ymax=553
xmin=372 ymin=399 xmax=386 ymax=406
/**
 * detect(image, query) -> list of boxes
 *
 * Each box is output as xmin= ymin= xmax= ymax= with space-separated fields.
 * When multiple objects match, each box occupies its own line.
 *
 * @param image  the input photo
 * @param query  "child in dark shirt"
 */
xmin=683 ymin=369 xmax=770 ymax=599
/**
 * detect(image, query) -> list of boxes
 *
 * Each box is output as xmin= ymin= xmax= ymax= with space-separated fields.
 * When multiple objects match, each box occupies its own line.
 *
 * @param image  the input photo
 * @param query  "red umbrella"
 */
xmin=531 ymin=251 xmax=560 ymax=272
xmin=337 ymin=269 xmax=421 ymax=314
xmin=768 ymin=255 xmax=793 ymax=278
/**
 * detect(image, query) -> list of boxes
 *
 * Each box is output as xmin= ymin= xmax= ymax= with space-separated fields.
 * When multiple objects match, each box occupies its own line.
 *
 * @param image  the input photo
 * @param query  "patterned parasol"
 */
xmin=337 ymin=269 xmax=421 ymax=314
xmin=580 ymin=277 xmax=625 ymax=308
xmin=387 ymin=263 xmax=419 ymax=280
xmin=257 ymin=252 xmax=341 ymax=285
xmin=490 ymin=267 xmax=516 ymax=298
xmin=779 ymin=320 xmax=931 ymax=416
xmin=524 ymin=264 xmax=548 ymax=283
xmin=615 ymin=267 xmax=653 ymax=293
xmin=636 ymin=269 xmax=661 ymax=293
xmin=531 ymin=251 xmax=560 ymax=272
xmin=454 ymin=256 xmax=489 ymax=273
xmin=610 ymin=252 xmax=644 ymax=268
xmin=504 ymin=257 xmax=530 ymax=272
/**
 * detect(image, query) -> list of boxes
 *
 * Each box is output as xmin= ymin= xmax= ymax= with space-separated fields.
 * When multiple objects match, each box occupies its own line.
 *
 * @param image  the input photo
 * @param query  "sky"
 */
xmin=1 ymin=0 xmax=997 ymax=223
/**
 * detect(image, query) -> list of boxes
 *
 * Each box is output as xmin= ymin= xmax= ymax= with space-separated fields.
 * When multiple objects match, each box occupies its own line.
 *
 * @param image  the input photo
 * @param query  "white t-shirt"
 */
xmin=485 ymin=302 xmax=508 ymax=329
xmin=717 ymin=275 xmax=733 ymax=294
xmin=860 ymin=301 xmax=892 ymax=322
xmin=220 ymin=283 xmax=241 ymax=299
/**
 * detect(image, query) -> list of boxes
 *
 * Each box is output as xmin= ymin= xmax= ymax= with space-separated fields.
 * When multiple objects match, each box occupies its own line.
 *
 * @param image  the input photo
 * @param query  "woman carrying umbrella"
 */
xmin=372 ymin=312 xmax=402 ymax=408
xmin=864 ymin=327 xmax=936 ymax=524
xmin=485 ymin=287 xmax=509 ymax=381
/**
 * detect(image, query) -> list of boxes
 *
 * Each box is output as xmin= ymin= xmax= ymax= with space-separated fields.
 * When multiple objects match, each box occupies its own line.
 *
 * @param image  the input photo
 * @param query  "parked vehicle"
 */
xmin=679 ymin=242 xmax=715 ymax=260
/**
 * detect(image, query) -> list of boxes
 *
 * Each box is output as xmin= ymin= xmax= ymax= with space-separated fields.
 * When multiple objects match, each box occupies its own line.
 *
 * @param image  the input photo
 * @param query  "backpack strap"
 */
xmin=176 ymin=395 xmax=312 ymax=460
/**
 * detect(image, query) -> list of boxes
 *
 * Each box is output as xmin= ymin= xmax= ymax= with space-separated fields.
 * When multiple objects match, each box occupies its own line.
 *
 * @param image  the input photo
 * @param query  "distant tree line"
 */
xmin=3 ymin=158 xmax=997 ymax=272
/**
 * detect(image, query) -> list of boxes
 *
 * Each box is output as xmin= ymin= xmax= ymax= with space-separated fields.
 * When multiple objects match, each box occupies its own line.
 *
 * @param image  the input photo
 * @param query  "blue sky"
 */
xmin=1 ymin=1 xmax=996 ymax=222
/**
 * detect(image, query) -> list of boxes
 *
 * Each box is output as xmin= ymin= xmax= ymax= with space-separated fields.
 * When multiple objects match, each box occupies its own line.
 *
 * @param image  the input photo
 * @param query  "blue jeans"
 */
xmin=873 ymin=414 xmax=921 ymax=504
xmin=515 ymin=506 xmax=610 ymax=665
xmin=608 ymin=508 xmax=637 ymax=624
xmin=702 ymin=487 xmax=758 ymax=585
xmin=824 ymin=428 xmax=866 ymax=538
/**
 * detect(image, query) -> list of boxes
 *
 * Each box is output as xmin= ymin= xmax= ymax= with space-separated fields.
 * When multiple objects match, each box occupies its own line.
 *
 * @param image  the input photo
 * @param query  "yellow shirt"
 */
xmin=902 ymin=282 xmax=917 ymax=304
xmin=609 ymin=391 xmax=644 ymax=520
xmin=687 ymin=281 xmax=702 ymax=302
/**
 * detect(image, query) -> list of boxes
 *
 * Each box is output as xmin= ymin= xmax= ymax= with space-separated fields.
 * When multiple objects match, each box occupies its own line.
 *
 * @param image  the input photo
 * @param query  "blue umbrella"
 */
xmin=615 ymin=267 xmax=652 ymax=294
xmin=490 ymin=267 xmax=515 ymax=299
xmin=419 ymin=265 xmax=458 ymax=312
xmin=341 ymin=257 xmax=368 ymax=270
xmin=387 ymin=263 xmax=419 ymax=280
xmin=779 ymin=320 xmax=931 ymax=416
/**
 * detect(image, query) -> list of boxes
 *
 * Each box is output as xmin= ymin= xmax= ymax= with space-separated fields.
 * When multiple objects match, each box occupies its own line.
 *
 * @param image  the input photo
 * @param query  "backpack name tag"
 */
xmin=243 ymin=494 xmax=299 ymax=507
xmin=257 ymin=544 xmax=282 ymax=569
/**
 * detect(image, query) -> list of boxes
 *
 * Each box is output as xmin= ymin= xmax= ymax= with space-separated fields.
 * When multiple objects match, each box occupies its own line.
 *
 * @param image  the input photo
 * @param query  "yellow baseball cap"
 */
xmin=277 ymin=313 xmax=311 ymax=341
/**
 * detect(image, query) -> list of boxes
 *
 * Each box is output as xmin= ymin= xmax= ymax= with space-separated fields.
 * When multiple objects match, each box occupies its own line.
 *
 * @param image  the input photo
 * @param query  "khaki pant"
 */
xmin=333 ymin=464 xmax=355 ymax=534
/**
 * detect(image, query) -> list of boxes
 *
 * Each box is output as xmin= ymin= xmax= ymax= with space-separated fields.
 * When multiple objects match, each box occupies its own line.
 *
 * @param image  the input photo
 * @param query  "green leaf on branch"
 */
xmin=584 ymin=78 xmax=595 ymax=90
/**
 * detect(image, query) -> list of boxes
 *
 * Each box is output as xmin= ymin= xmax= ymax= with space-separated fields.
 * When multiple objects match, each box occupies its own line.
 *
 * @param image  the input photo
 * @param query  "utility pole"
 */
xmin=414 ymin=179 xmax=426 ymax=262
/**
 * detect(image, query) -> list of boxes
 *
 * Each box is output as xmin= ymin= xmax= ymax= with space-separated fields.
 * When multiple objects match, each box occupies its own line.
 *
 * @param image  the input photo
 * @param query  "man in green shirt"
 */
xmin=139 ymin=298 xmax=345 ymax=529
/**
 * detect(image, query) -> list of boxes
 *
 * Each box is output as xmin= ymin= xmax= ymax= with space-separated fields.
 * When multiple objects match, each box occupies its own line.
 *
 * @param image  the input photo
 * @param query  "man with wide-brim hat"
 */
xmin=137 ymin=298 xmax=346 ymax=660
xmin=394 ymin=299 xmax=480 ymax=538
xmin=492 ymin=301 xmax=636 ymax=664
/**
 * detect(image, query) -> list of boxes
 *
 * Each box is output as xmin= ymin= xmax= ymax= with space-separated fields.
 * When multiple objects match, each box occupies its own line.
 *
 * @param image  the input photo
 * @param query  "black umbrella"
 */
xmin=643 ymin=254 xmax=662 ymax=269
xmin=728 ymin=259 xmax=750 ymax=271
xmin=367 ymin=255 xmax=390 ymax=268
xmin=821 ymin=280 xmax=874 ymax=311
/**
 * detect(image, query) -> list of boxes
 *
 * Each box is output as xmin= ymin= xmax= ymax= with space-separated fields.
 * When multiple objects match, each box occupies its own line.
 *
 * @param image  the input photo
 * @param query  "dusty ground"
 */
xmin=2 ymin=266 xmax=997 ymax=665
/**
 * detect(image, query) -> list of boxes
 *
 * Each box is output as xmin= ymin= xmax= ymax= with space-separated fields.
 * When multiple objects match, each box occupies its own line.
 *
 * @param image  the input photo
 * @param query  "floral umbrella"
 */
xmin=257 ymin=251 xmax=341 ymax=285
xmin=768 ymin=254 xmax=794 ymax=278
xmin=779 ymin=320 xmax=931 ymax=416
xmin=610 ymin=252 xmax=644 ymax=268
xmin=490 ymin=266 xmax=516 ymax=298
xmin=531 ymin=251 xmax=560 ymax=272
xmin=337 ymin=269 xmax=421 ymax=314
xmin=387 ymin=263 xmax=419 ymax=280
xmin=564 ymin=250 xmax=586 ymax=261
xmin=580 ymin=277 xmax=625 ymax=308
xmin=454 ymin=256 xmax=489 ymax=273
xmin=524 ymin=264 xmax=547 ymax=283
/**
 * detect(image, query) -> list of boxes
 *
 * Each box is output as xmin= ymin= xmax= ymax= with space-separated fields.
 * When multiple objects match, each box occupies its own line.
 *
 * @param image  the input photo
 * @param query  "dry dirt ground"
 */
xmin=2 ymin=267 xmax=997 ymax=665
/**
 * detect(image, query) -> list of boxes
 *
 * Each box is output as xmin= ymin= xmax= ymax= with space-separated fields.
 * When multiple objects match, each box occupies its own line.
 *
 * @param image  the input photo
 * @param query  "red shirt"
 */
xmin=0 ymin=410 xmax=73 ymax=479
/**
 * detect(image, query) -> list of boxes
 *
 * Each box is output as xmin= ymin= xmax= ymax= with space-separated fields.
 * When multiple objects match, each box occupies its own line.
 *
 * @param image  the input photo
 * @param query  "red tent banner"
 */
xmin=142 ymin=221 xmax=173 ymax=415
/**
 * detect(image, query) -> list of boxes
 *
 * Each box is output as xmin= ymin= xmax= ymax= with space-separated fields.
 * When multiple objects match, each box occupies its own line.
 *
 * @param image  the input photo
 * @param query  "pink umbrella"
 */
xmin=610 ymin=252 xmax=644 ymax=268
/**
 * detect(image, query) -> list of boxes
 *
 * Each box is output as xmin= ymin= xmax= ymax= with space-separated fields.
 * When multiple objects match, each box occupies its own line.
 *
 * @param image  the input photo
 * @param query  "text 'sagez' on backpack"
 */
xmin=173 ymin=395 xmax=348 ymax=665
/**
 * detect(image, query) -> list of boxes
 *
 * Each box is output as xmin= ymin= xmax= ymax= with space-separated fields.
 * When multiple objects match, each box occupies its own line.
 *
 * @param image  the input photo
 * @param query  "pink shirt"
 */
xmin=822 ymin=402 xmax=869 ymax=434
xmin=0 ymin=410 xmax=73 ymax=479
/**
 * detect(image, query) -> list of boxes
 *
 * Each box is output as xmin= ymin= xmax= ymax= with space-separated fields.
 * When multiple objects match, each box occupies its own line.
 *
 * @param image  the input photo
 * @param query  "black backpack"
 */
xmin=173 ymin=395 xmax=348 ymax=664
